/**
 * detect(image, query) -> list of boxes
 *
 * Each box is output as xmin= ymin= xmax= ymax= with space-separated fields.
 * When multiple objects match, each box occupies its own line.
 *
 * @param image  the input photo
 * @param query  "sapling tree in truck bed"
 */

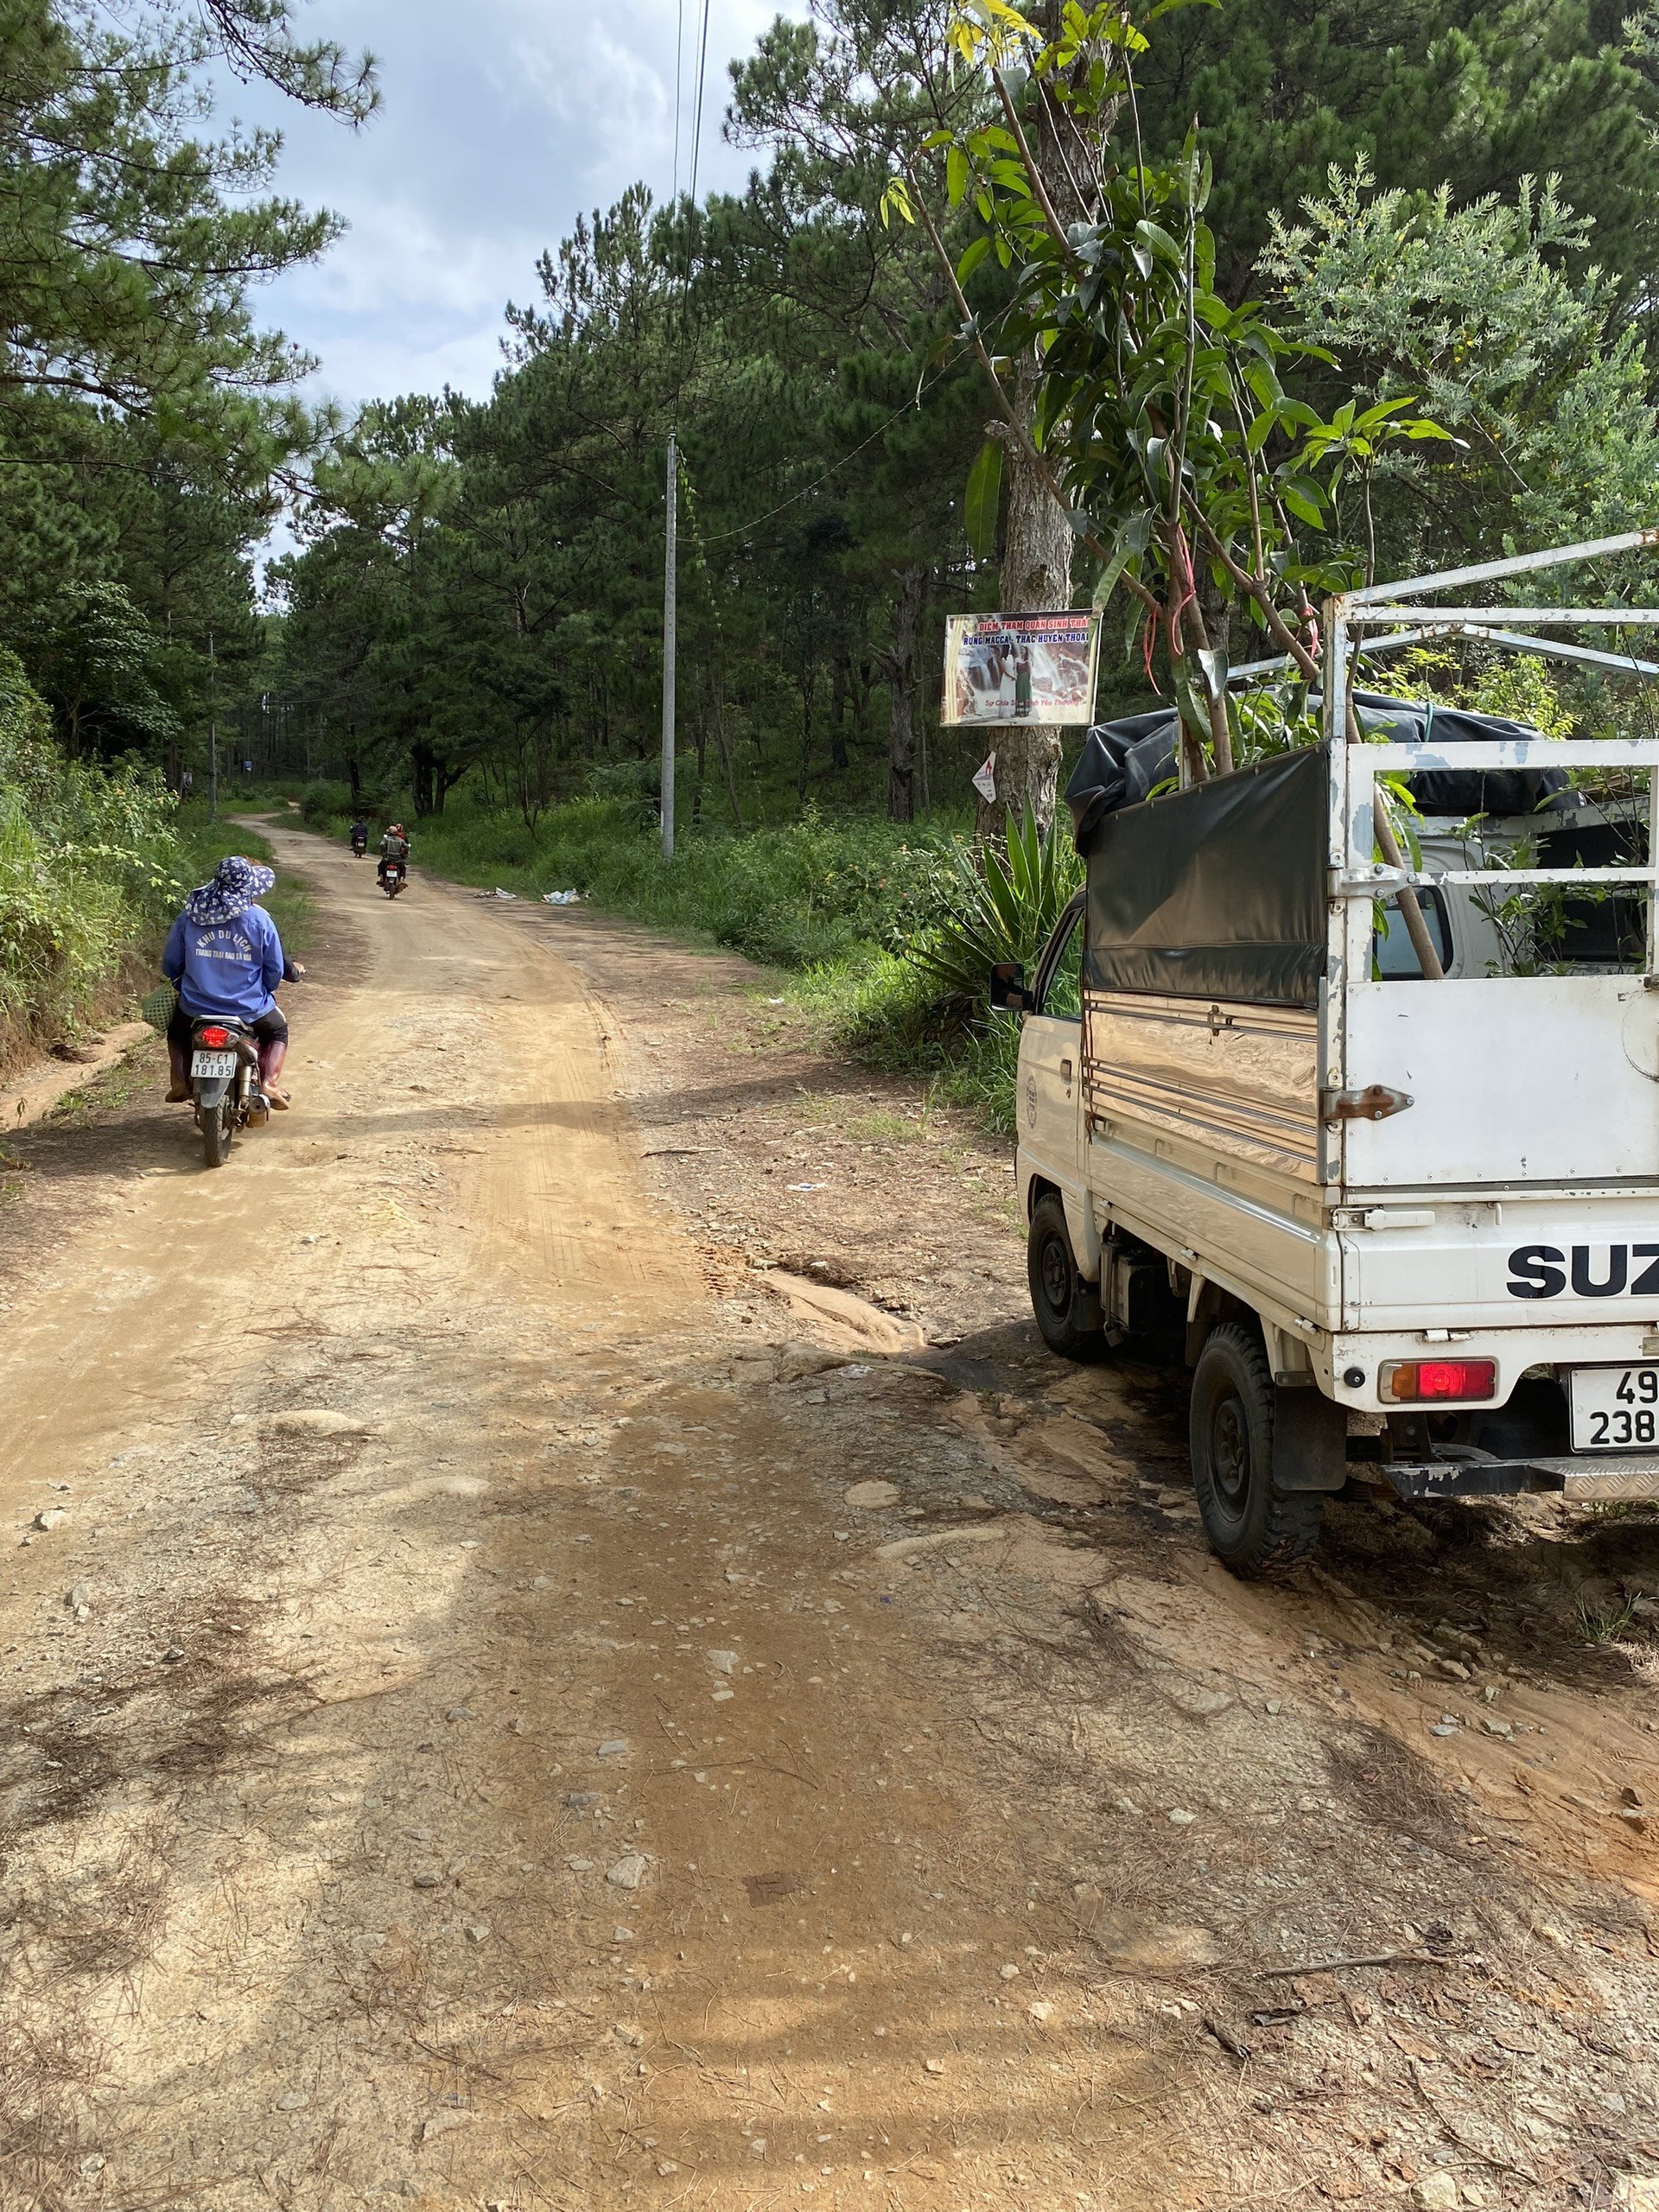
xmin=881 ymin=0 xmax=1449 ymax=967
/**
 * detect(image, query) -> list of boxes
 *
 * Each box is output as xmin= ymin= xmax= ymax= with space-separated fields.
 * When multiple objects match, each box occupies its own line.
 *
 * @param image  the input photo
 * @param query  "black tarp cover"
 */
xmin=1347 ymin=695 xmax=1572 ymax=819
xmin=1065 ymin=709 xmax=1181 ymax=855
xmin=1063 ymin=694 xmax=1570 ymax=859
xmin=1083 ymin=746 xmax=1328 ymax=1007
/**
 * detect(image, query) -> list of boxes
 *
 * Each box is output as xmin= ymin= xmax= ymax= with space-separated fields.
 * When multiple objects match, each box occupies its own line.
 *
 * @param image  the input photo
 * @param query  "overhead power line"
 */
xmin=671 ymin=0 xmax=684 ymax=202
xmin=689 ymin=0 xmax=713 ymax=206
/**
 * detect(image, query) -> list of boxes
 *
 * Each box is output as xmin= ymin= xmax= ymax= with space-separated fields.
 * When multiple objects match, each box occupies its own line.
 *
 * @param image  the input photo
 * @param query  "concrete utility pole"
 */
xmin=661 ymin=431 xmax=677 ymax=860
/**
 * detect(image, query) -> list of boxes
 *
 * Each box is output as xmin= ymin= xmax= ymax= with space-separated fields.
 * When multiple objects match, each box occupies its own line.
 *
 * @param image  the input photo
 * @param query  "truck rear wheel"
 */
xmin=1027 ymin=1193 xmax=1103 ymax=1362
xmin=1190 ymin=1322 xmax=1323 ymax=1576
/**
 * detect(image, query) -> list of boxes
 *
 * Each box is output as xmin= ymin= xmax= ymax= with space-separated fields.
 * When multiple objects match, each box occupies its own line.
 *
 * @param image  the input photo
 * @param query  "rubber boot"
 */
xmin=166 ymin=1042 xmax=191 ymax=1103
xmin=259 ymin=1038 xmax=290 ymax=1109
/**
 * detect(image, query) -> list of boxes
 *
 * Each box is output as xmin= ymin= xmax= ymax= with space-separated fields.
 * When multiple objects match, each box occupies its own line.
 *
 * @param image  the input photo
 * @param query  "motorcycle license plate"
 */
xmin=1569 ymin=1364 xmax=1659 ymax=1450
xmin=191 ymin=1050 xmax=236 ymax=1077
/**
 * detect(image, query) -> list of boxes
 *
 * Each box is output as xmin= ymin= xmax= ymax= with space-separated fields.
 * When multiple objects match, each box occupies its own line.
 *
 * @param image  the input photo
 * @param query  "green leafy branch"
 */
xmin=887 ymin=0 xmax=1448 ymax=781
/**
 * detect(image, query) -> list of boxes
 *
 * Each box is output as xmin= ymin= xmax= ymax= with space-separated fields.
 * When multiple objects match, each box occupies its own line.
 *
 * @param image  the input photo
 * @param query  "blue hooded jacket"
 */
xmin=162 ymin=858 xmax=287 ymax=1020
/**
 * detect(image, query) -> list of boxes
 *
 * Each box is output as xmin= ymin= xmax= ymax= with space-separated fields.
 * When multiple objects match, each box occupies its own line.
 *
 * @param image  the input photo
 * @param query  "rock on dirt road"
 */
xmin=1 ymin=823 xmax=1657 ymax=2209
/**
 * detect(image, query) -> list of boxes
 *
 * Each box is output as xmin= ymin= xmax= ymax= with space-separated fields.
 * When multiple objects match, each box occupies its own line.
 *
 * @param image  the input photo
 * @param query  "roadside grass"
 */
xmin=1 ymin=658 xmax=183 ymax=1071
xmin=844 ymin=1109 xmax=931 ymax=1145
xmin=0 ymin=744 xmax=308 ymax=1083
xmin=300 ymin=781 xmax=1029 ymax=1130
xmin=337 ymin=786 xmax=963 ymax=971
xmin=793 ymin=1090 xmax=950 ymax=1146
xmin=1573 ymin=1588 xmax=1648 ymax=1644
xmin=42 ymin=1033 xmax=163 ymax=1128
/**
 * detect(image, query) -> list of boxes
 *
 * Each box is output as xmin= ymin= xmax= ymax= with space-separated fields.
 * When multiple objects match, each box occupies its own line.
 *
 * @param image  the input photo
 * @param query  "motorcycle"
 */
xmin=350 ymin=828 xmax=367 ymax=858
xmin=188 ymin=1014 xmax=267 ymax=1169
xmin=380 ymin=858 xmax=406 ymax=899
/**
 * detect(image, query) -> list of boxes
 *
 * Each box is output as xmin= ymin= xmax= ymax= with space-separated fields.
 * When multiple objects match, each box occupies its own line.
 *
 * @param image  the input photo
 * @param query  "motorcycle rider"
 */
xmin=161 ymin=855 xmax=302 ymax=1110
xmin=378 ymin=820 xmax=410 ymax=889
xmin=349 ymin=814 xmax=368 ymax=856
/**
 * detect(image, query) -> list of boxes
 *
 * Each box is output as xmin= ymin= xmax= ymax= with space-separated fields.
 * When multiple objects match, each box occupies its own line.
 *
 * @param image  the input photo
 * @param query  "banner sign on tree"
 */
xmin=941 ymin=611 xmax=1101 ymax=728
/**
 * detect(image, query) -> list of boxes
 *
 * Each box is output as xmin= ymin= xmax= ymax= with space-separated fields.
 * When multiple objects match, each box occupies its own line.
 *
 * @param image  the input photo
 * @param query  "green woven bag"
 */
xmin=139 ymin=982 xmax=178 ymax=1033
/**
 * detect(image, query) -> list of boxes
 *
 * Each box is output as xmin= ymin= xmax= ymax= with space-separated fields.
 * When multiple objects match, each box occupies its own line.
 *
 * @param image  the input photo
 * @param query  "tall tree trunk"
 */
xmin=967 ymin=37 xmax=1103 ymax=839
xmin=796 ymin=664 xmax=817 ymax=801
xmin=708 ymin=659 xmax=744 ymax=830
xmin=884 ymin=565 xmax=925 ymax=824
xmin=852 ymin=655 xmax=874 ymax=750
xmin=977 ymin=362 xmax=1073 ymax=840
xmin=410 ymin=740 xmax=435 ymax=817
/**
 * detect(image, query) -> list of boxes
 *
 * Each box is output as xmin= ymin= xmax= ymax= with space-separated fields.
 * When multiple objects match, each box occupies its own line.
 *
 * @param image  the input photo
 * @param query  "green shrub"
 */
xmin=392 ymin=790 xmax=957 ymax=974
xmin=0 ymin=648 xmax=186 ymax=1058
xmin=300 ymin=779 xmax=356 ymax=828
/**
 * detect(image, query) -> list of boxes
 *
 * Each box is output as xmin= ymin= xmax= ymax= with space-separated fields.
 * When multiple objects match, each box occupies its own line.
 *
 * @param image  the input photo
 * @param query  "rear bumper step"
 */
xmin=1380 ymin=1453 xmax=1659 ymax=1501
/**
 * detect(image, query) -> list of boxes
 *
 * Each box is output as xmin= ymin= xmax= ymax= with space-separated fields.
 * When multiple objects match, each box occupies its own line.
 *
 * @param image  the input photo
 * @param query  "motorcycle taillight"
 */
xmin=198 ymin=1025 xmax=231 ymax=1048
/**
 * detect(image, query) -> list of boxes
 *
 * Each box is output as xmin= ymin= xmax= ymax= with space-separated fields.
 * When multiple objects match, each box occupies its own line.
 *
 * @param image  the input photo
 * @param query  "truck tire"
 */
xmin=1027 ymin=1193 xmax=1103 ymax=1362
xmin=1189 ymin=1322 xmax=1323 ymax=1577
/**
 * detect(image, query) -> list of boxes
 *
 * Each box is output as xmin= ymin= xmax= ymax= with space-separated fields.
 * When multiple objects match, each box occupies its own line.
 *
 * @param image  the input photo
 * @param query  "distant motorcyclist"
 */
xmin=378 ymin=822 xmax=410 ymax=889
xmin=161 ymin=856 xmax=303 ymax=1110
xmin=349 ymin=815 xmax=368 ymax=856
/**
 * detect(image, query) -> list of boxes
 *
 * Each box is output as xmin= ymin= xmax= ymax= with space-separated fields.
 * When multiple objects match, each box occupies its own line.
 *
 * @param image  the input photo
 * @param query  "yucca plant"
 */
xmin=903 ymin=805 xmax=1084 ymax=1007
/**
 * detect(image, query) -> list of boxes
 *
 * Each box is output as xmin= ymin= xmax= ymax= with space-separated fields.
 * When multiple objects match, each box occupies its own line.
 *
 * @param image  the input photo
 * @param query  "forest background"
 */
xmin=7 ymin=0 xmax=1659 ymax=1119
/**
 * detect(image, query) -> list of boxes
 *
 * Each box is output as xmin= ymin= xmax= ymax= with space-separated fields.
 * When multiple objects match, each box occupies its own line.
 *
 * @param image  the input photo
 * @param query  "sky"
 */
xmin=226 ymin=0 xmax=797 ymax=413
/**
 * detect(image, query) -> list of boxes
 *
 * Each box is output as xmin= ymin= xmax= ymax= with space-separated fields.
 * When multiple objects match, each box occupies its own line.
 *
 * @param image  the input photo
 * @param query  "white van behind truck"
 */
xmin=999 ymin=533 xmax=1659 ymax=1575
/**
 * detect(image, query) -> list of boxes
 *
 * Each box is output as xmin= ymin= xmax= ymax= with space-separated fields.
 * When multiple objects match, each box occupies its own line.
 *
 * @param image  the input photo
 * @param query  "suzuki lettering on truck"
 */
xmin=1506 ymin=1243 xmax=1659 ymax=1297
xmin=995 ymin=530 xmax=1659 ymax=1577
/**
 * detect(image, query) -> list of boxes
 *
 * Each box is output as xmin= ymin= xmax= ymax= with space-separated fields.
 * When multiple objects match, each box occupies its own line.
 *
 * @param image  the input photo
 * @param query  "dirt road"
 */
xmin=2 ymin=826 xmax=1657 ymax=2211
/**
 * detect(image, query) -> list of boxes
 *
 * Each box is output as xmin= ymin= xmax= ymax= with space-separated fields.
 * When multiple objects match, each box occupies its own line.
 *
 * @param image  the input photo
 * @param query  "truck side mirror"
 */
xmin=989 ymin=960 xmax=1029 ymax=1013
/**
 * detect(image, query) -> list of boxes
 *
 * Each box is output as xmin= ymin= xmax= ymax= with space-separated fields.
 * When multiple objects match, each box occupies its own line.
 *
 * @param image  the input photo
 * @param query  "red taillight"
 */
xmin=197 ymin=1025 xmax=230 ymax=1048
xmin=1380 ymin=1358 xmax=1497 ymax=1403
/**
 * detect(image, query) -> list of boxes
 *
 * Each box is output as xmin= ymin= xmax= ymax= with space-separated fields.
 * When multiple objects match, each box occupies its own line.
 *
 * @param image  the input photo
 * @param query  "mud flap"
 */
xmin=1272 ymin=1386 xmax=1350 ymax=1492
xmin=193 ymin=1078 xmax=232 ymax=1109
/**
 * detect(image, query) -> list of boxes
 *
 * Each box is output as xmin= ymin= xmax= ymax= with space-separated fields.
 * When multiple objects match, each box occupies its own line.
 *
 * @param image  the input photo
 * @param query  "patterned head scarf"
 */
xmin=183 ymin=855 xmax=276 ymax=926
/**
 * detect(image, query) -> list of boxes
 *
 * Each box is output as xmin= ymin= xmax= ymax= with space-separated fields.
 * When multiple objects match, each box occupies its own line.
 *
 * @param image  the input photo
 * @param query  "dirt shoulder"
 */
xmin=0 ymin=834 xmax=1655 ymax=2212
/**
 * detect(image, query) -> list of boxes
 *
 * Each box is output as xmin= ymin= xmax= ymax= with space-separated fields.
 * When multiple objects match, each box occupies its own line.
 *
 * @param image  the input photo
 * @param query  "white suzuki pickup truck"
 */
xmin=1001 ymin=534 xmax=1659 ymax=1575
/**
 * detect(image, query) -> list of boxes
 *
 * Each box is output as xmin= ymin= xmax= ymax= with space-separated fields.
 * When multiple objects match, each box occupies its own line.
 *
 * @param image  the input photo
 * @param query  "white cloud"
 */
xmin=221 ymin=0 xmax=803 ymax=408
